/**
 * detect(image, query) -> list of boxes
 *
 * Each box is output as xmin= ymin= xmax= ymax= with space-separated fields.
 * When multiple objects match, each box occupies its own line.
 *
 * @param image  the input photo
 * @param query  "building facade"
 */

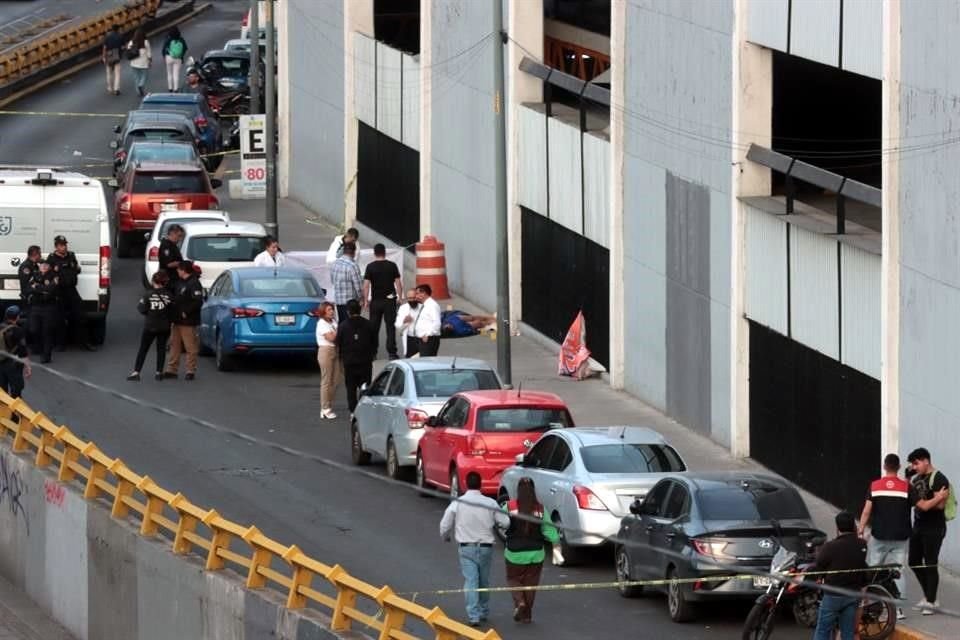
xmin=279 ymin=0 xmax=960 ymax=568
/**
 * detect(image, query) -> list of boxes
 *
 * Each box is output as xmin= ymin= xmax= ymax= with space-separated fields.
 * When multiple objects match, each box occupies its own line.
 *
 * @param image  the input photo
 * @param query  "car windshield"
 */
xmin=413 ymin=369 xmax=500 ymax=398
xmin=187 ymin=235 xmax=266 ymax=262
xmin=476 ymin=407 xmax=570 ymax=433
xmin=129 ymin=129 xmax=186 ymax=142
xmin=130 ymin=144 xmax=197 ymax=165
xmin=143 ymin=102 xmax=199 ymax=119
xmin=698 ymin=486 xmax=811 ymax=521
xmin=205 ymin=58 xmax=249 ymax=77
xmin=238 ymin=277 xmax=320 ymax=297
xmin=580 ymin=443 xmax=686 ymax=474
xmin=133 ymin=172 xmax=206 ymax=194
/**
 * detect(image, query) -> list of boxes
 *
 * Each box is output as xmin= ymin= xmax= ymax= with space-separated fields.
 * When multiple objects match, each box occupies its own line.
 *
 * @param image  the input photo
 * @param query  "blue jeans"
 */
xmin=868 ymin=538 xmax=907 ymax=600
xmin=458 ymin=544 xmax=493 ymax=623
xmin=814 ymin=594 xmax=860 ymax=640
xmin=131 ymin=66 xmax=148 ymax=89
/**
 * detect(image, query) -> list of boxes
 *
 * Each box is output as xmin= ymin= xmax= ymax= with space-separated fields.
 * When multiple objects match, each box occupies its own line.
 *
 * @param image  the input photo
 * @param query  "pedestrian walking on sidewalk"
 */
xmin=858 ymin=453 xmax=915 ymax=620
xmin=315 ymin=302 xmax=340 ymax=420
xmin=161 ymin=27 xmax=188 ymax=92
xmin=363 ymin=243 xmax=402 ymax=360
xmin=330 ymin=241 xmax=363 ymax=322
xmin=102 ymin=24 xmax=124 ymax=95
xmin=335 ymin=299 xmax=375 ymax=416
xmin=811 ymin=512 xmax=868 ymax=640
xmin=503 ymin=477 xmax=560 ymax=624
xmin=128 ymin=272 xmax=174 ymax=382
xmin=439 ymin=472 xmax=509 ymax=627
xmin=164 ymin=261 xmax=203 ymax=380
xmin=126 ymin=28 xmax=152 ymax=97
xmin=907 ymin=447 xmax=952 ymax=615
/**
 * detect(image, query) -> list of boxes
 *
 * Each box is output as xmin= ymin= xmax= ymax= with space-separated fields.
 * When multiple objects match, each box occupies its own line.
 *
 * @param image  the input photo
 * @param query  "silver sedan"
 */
xmin=351 ymin=357 xmax=502 ymax=479
xmin=498 ymin=426 xmax=686 ymax=565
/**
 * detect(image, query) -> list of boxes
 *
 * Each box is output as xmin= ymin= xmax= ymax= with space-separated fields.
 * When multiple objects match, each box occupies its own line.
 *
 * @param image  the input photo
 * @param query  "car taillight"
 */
xmin=573 ymin=485 xmax=607 ymax=511
xmin=406 ymin=408 xmax=429 ymax=430
xmin=147 ymin=246 xmax=159 ymax=261
xmin=232 ymin=307 xmax=264 ymax=318
xmin=692 ymin=538 xmax=731 ymax=559
xmin=99 ymin=245 xmax=111 ymax=288
xmin=194 ymin=115 xmax=208 ymax=130
xmin=242 ymin=10 xmax=249 ymax=26
xmin=306 ymin=307 xmax=324 ymax=318
xmin=467 ymin=434 xmax=488 ymax=456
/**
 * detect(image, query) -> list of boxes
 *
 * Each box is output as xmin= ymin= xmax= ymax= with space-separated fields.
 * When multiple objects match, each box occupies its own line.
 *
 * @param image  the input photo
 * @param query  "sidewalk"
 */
xmin=226 ymin=194 xmax=957 ymax=639
xmin=0 ymin=575 xmax=74 ymax=640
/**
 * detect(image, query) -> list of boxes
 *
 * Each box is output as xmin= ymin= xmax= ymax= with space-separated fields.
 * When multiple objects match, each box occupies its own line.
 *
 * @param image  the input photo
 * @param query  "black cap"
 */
xmin=53 ymin=235 xmax=67 ymax=245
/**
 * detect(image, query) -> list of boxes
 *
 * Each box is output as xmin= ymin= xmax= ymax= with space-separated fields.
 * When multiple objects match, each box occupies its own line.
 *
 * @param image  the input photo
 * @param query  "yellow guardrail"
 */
xmin=0 ymin=390 xmax=501 ymax=640
xmin=0 ymin=0 xmax=160 ymax=87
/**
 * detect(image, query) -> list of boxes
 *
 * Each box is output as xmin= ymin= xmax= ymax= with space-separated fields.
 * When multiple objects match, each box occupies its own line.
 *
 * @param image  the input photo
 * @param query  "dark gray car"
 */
xmin=614 ymin=471 xmax=823 ymax=623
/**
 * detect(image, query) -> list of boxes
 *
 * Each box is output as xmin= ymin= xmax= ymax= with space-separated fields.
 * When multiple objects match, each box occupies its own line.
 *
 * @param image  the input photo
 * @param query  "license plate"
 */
xmin=3 ymin=280 xmax=19 ymax=291
xmin=160 ymin=202 xmax=179 ymax=211
xmin=753 ymin=576 xmax=774 ymax=588
xmin=275 ymin=314 xmax=295 ymax=325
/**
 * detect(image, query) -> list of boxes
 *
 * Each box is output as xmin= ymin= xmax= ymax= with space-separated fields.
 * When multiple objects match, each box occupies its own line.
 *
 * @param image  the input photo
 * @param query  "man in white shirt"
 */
xmin=413 ymin=283 xmax=442 ymax=357
xmin=325 ymin=227 xmax=359 ymax=264
xmin=253 ymin=236 xmax=285 ymax=268
xmin=394 ymin=289 xmax=418 ymax=358
xmin=439 ymin=472 xmax=509 ymax=627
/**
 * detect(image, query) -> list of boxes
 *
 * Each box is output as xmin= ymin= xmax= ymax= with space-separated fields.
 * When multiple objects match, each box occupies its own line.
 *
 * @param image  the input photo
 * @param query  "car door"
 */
xmin=201 ymin=274 xmax=227 ymax=346
xmin=655 ymin=481 xmax=691 ymax=579
xmin=214 ymin=275 xmax=236 ymax=343
xmin=355 ymin=368 xmax=393 ymax=453
xmin=634 ymin=480 xmax=673 ymax=580
xmin=381 ymin=365 xmax=409 ymax=454
xmin=542 ymin=437 xmax=576 ymax=525
xmin=506 ymin=434 xmax=557 ymax=504
xmin=421 ymin=397 xmax=455 ymax=482
xmin=431 ymin=397 xmax=469 ymax=485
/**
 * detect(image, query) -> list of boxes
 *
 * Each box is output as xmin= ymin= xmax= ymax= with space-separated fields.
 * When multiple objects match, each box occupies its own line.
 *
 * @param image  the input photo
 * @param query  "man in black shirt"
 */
xmin=335 ymin=299 xmax=376 ymax=415
xmin=47 ymin=235 xmax=95 ymax=351
xmin=158 ymin=224 xmax=185 ymax=285
xmin=18 ymin=245 xmax=41 ymax=351
xmin=362 ymin=243 xmax=402 ymax=360
xmin=27 ymin=260 xmax=58 ymax=364
xmin=907 ymin=447 xmax=951 ymax=613
xmin=164 ymin=261 xmax=204 ymax=381
xmin=0 ymin=306 xmax=30 ymax=398
xmin=812 ymin=511 xmax=868 ymax=640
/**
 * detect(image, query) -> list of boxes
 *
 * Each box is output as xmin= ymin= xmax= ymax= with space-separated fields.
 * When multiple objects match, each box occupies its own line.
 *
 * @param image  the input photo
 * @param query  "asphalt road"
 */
xmin=1 ymin=3 xmax=809 ymax=638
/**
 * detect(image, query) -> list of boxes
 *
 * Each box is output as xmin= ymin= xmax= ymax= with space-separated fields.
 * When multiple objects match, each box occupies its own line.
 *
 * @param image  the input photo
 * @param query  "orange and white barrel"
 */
xmin=415 ymin=235 xmax=450 ymax=300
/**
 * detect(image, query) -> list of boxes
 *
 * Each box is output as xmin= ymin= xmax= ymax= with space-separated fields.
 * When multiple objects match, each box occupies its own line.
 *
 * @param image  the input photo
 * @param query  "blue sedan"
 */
xmin=200 ymin=267 xmax=326 ymax=371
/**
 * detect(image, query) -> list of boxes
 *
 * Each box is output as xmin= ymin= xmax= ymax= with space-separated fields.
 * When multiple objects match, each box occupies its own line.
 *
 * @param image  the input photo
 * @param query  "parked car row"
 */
xmin=349 ymin=370 xmax=824 ymax=623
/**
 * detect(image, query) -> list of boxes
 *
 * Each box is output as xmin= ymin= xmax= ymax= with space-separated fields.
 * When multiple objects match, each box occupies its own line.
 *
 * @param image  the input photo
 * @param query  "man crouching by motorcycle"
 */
xmin=812 ymin=512 xmax=868 ymax=640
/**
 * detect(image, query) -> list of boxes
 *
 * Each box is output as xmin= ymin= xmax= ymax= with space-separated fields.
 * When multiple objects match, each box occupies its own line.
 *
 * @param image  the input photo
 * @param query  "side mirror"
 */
xmin=109 ymin=140 xmax=118 ymax=149
xmin=358 ymin=382 xmax=368 ymax=397
xmin=210 ymin=178 xmax=223 ymax=190
xmin=107 ymin=179 xmax=118 ymax=189
xmin=629 ymin=499 xmax=643 ymax=516
xmin=514 ymin=453 xmax=525 ymax=465
xmin=425 ymin=416 xmax=438 ymax=428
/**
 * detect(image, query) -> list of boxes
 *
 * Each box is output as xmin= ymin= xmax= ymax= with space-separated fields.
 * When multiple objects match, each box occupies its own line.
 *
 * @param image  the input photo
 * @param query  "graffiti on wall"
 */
xmin=0 ymin=454 xmax=29 ymax=535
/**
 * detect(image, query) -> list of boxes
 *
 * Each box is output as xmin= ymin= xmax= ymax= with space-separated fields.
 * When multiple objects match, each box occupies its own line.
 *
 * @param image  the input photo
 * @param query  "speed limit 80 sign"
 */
xmin=240 ymin=114 xmax=266 ymax=198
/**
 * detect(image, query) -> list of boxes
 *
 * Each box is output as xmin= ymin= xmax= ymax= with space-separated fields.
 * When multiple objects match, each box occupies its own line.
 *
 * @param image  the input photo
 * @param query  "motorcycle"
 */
xmin=742 ymin=540 xmax=899 ymax=640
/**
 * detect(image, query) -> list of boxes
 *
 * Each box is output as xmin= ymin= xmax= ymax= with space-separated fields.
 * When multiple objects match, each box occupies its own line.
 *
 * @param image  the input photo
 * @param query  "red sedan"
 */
xmin=416 ymin=390 xmax=574 ymax=497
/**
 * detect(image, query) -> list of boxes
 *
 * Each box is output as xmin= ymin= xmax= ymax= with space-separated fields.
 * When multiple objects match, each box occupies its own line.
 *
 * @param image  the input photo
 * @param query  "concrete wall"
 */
xmin=429 ymin=0 xmax=497 ymax=311
xmin=284 ymin=0 xmax=345 ymax=224
xmin=897 ymin=0 xmax=960 ymax=568
xmin=0 ymin=445 xmax=349 ymax=640
xmin=621 ymin=0 xmax=733 ymax=445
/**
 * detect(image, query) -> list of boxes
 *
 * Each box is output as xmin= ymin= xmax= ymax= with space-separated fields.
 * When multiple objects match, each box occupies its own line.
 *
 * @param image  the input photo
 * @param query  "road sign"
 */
xmin=240 ymin=114 xmax=266 ymax=198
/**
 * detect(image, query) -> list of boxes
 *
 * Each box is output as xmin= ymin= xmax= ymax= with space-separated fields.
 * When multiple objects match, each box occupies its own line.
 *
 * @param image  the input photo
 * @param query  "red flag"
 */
xmin=558 ymin=311 xmax=591 ymax=379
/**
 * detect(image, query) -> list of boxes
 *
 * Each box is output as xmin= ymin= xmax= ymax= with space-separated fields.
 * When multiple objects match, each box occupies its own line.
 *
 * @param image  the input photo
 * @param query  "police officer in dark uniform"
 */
xmin=28 ymin=259 xmax=59 ymax=363
xmin=158 ymin=224 xmax=185 ymax=285
xmin=0 ymin=306 xmax=31 ymax=398
xmin=18 ymin=245 xmax=41 ymax=351
xmin=46 ymin=235 xmax=95 ymax=352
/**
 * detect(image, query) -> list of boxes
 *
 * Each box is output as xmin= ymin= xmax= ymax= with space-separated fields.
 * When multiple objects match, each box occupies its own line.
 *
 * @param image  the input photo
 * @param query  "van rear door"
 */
xmin=0 ymin=184 xmax=45 ymax=302
xmin=43 ymin=184 xmax=107 ymax=303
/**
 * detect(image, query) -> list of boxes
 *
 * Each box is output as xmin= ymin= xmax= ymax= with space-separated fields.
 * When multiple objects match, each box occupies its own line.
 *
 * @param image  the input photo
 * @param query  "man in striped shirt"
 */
xmin=859 ymin=453 xmax=916 ymax=619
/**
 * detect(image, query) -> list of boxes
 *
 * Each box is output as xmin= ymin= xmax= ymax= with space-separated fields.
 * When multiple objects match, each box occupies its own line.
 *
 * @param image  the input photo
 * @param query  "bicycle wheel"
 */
xmin=859 ymin=584 xmax=896 ymax=640
xmin=742 ymin=595 xmax=778 ymax=640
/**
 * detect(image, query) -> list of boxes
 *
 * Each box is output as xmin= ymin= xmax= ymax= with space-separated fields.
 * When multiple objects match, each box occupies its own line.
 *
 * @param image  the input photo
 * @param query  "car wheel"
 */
xmin=449 ymin=467 xmax=460 ymax=499
xmin=667 ymin=566 xmax=695 ymax=623
xmin=616 ymin=545 xmax=642 ymax=598
xmin=215 ymin=332 xmax=236 ymax=371
xmin=495 ymin=491 xmax=510 ymax=543
xmin=385 ymin=437 xmax=410 ymax=480
xmin=415 ymin=452 xmax=432 ymax=498
xmin=553 ymin=514 xmax=580 ymax=566
xmin=350 ymin=422 xmax=371 ymax=466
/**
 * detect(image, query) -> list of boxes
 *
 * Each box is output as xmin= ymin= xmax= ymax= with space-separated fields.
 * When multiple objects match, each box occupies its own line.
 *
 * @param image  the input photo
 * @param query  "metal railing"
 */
xmin=0 ymin=0 xmax=160 ymax=87
xmin=0 ymin=390 xmax=500 ymax=640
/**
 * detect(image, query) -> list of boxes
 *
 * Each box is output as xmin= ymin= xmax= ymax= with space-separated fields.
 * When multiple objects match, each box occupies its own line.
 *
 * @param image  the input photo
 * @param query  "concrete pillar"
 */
xmin=507 ymin=0 xmax=543 ymax=328
xmin=729 ymin=0 xmax=772 ymax=458
xmin=419 ymin=0 xmax=433 ymax=239
xmin=277 ymin=0 xmax=290 ymax=197
xmin=344 ymin=0 xmax=374 ymax=228
xmin=608 ymin=0 xmax=626 ymax=389
xmin=880 ymin=0 xmax=901 ymax=458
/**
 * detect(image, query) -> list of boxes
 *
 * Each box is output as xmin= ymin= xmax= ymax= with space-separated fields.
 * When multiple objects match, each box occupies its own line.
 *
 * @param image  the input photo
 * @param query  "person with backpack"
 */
xmin=162 ymin=27 xmax=188 ymax=92
xmin=906 ymin=447 xmax=953 ymax=615
xmin=101 ymin=24 xmax=124 ymax=95
xmin=0 ymin=306 xmax=30 ymax=399
xmin=127 ymin=272 xmax=174 ymax=381
xmin=126 ymin=28 xmax=152 ymax=97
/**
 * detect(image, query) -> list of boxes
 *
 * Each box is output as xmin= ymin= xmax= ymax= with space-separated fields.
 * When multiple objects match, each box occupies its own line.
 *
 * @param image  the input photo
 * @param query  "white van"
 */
xmin=0 ymin=168 xmax=112 ymax=343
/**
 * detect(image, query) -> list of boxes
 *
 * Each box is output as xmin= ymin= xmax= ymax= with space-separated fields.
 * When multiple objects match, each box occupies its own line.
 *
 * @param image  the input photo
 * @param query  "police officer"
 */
xmin=158 ymin=224 xmax=185 ymax=285
xmin=0 ymin=306 xmax=31 ymax=398
xmin=47 ymin=236 xmax=95 ymax=352
xmin=28 ymin=259 xmax=59 ymax=364
xmin=18 ymin=245 xmax=41 ymax=351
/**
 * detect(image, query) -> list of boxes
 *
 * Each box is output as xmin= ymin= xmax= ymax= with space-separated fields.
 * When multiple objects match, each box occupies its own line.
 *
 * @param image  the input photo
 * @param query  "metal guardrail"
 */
xmin=0 ymin=0 xmax=160 ymax=87
xmin=0 ymin=390 xmax=500 ymax=640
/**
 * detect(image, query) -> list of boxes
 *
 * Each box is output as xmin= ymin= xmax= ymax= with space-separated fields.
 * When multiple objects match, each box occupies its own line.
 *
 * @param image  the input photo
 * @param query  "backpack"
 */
xmin=168 ymin=38 xmax=184 ymax=59
xmin=930 ymin=471 xmax=957 ymax=522
xmin=0 ymin=324 xmax=16 ymax=355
